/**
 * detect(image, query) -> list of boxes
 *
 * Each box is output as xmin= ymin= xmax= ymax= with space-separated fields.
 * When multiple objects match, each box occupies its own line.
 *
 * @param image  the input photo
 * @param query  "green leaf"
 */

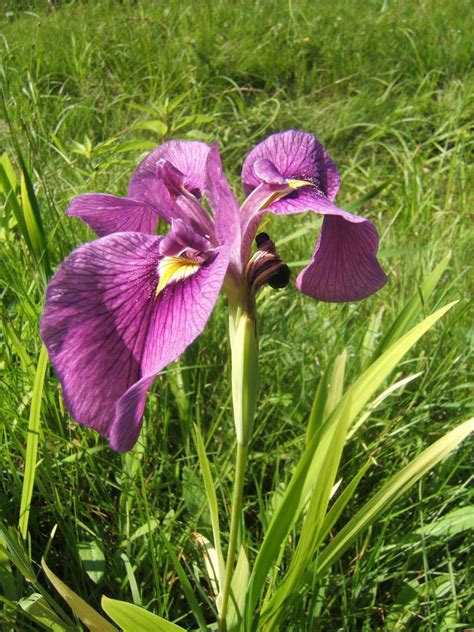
xmin=347 ymin=371 xmax=423 ymax=439
xmin=78 ymin=541 xmax=106 ymax=584
xmin=19 ymin=593 xmax=71 ymax=631
xmin=193 ymin=423 xmax=225 ymax=594
xmin=133 ymin=119 xmax=168 ymax=136
xmin=262 ymin=394 xmax=353 ymax=622
xmin=317 ymin=459 xmax=372 ymax=547
xmin=0 ymin=157 xmax=30 ymax=251
xmin=226 ymin=544 xmax=249 ymax=632
xmin=114 ymin=140 xmax=159 ymax=153
xmin=314 ymin=417 xmax=474 ymax=579
xmin=0 ymin=524 xmax=36 ymax=582
xmin=101 ymin=596 xmax=185 ymax=631
xmin=19 ymin=158 xmax=51 ymax=280
xmin=41 ymin=558 xmax=118 ymax=631
xmin=245 ymin=302 xmax=456 ymax=625
xmin=19 ymin=345 xmax=48 ymax=540
xmin=414 ymin=506 xmax=474 ymax=539
xmin=0 ymin=542 xmax=17 ymax=601
xmin=306 ymin=349 xmax=346 ymax=444
xmin=161 ymin=535 xmax=208 ymax=631
xmin=0 ymin=152 xmax=51 ymax=281
xmin=120 ymin=553 xmax=142 ymax=606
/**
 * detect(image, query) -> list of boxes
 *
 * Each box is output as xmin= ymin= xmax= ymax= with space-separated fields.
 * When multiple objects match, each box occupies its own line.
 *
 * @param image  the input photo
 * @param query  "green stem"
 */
xmin=220 ymin=441 xmax=248 ymax=629
xmin=219 ymin=302 xmax=258 ymax=630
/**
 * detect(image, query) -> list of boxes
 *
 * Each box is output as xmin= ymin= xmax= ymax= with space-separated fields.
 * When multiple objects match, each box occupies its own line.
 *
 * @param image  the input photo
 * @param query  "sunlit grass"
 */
xmin=1 ymin=0 xmax=472 ymax=629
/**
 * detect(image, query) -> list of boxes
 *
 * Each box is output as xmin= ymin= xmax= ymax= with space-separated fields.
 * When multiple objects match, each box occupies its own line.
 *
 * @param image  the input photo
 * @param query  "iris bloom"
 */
xmin=41 ymin=130 xmax=386 ymax=451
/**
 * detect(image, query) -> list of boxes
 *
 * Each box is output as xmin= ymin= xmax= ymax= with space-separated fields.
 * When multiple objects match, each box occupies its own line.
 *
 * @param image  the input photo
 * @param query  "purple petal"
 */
xmin=242 ymin=130 xmax=340 ymax=201
xmin=67 ymin=194 xmax=160 ymax=237
xmin=239 ymin=182 xmax=288 ymax=264
xmin=128 ymin=140 xmax=211 ymax=200
xmin=263 ymin=186 xmax=348 ymax=216
xmin=41 ymin=232 xmax=229 ymax=451
xmin=296 ymin=215 xmax=387 ymax=302
xmin=204 ymin=143 xmax=240 ymax=249
xmin=160 ymin=218 xmax=212 ymax=257
xmin=253 ymin=159 xmax=287 ymax=184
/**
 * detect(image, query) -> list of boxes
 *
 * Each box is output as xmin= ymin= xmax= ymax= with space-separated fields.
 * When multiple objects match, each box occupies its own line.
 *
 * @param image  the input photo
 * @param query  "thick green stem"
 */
xmin=219 ymin=305 xmax=258 ymax=630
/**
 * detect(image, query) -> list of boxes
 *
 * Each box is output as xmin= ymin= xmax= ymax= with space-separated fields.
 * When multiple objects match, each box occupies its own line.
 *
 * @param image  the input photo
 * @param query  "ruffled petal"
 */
xmin=41 ymin=232 xmax=229 ymax=451
xmin=242 ymin=130 xmax=340 ymax=201
xmin=67 ymin=194 xmax=160 ymax=237
xmin=128 ymin=140 xmax=211 ymax=200
xmin=296 ymin=215 xmax=387 ymax=302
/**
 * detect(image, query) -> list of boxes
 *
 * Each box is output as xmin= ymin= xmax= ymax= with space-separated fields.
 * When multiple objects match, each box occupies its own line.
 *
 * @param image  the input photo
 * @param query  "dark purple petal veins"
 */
xmin=204 ymin=143 xmax=241 ymax=280
xmin=297 ymin=215 xmax=387 ymax=302
xmin=128 ymin=140 xmax=211 ymax=200
xmin=67 ymin=194 xmax=161 ymax=237
xmin=242 ymin=130 xmax=340 ymax=201
xmin=41 ymin=231 xmax=229 ymax=451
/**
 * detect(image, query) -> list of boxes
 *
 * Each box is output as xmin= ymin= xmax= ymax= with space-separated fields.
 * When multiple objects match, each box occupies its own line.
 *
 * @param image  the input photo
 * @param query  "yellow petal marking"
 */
xmin=155 ymin=256 xmax=201 ymax=298
xmin=259 ymin=179 xmax=314 ymax=210
xmin=287 ymin=178 xmax=313 ymax=189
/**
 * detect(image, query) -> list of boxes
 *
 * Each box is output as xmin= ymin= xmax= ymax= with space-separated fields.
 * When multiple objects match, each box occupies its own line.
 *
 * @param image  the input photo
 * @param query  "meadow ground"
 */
xmin=1 ymin=0 xmax=473 ymax=630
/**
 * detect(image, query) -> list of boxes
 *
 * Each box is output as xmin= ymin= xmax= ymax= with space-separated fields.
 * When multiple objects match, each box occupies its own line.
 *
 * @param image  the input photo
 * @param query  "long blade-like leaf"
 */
xmin=193 ymin=423 xmax=225 ymax=595
xmin=101 ymin=596 xmax=185 ymax=632
xmin=19 ymin=345 xmax=48 ymax=539
xmin=42 ymin=559 xmax=118 ymax=632
xmin=245 ymin=302 xmax=456 ymax=624
xmin=263 ymin=394 xmax=353 ymax=621
xmin=314 ymin=417 xmax=474 ymax=578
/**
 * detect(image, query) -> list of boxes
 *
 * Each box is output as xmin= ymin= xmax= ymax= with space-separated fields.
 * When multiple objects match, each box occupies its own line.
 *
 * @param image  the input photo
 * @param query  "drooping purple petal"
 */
xmin=41 ymin=232 xmax=229 ymax=451
xmin=296 ymin=215 xmax=387 ymax=302
xmin=242 ymin=130 xmax=340 ymax=201
xmin=128 ymin=140 xmax=211 ymax=200
xmin=67 ymin=194 xmax=160 ymax=237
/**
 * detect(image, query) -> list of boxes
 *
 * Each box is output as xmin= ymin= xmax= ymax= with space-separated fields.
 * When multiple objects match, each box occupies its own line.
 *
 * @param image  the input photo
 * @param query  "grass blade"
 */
xmin=306 ymin=349 xmax=347 ymax=444
xmin=42 ymin=559 xmax=118 ymax=632
xmin=19 ymin=345 xmax=48 ymax=540
xmin=262 ymin=394 xmax=353 ymax=622
xmin=193 ymin=423 xmax=225 ymax=596
xmin=245 ymin=301 xmax=456 ymax=624
xmin=314 ymin=417 xmax=474 ymax=579
xmin=373 ymin=252 xmax=451 ymax=357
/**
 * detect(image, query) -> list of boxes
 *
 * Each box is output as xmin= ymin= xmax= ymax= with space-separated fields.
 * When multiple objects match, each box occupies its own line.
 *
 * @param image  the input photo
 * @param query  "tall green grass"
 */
xmin=1 ymin=0 xmax=472 ymax=629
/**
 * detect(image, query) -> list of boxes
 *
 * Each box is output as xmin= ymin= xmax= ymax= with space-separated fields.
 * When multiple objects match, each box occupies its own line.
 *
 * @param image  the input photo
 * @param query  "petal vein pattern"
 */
xmin=40 ymin=232 xmax=229 ymax=451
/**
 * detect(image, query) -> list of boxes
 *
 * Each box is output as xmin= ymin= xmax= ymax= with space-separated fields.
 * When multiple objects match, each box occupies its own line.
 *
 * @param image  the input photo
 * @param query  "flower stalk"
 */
xmin=220 ymin=305 xmax=258 ymax=629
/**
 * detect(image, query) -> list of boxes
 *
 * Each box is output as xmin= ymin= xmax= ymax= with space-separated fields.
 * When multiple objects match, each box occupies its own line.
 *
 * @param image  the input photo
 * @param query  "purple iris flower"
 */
xmin=40 ymin=130 xmax=386 ymax=451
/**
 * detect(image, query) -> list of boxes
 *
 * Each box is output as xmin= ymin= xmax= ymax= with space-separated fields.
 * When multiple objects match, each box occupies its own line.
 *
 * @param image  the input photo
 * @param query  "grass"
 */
xmin=1 ymin=0 xmax=473 ymax=629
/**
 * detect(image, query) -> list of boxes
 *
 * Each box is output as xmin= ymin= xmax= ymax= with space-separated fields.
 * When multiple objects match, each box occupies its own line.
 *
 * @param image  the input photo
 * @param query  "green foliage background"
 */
xmin=1 ymin=0 xmax=472 ymax=629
